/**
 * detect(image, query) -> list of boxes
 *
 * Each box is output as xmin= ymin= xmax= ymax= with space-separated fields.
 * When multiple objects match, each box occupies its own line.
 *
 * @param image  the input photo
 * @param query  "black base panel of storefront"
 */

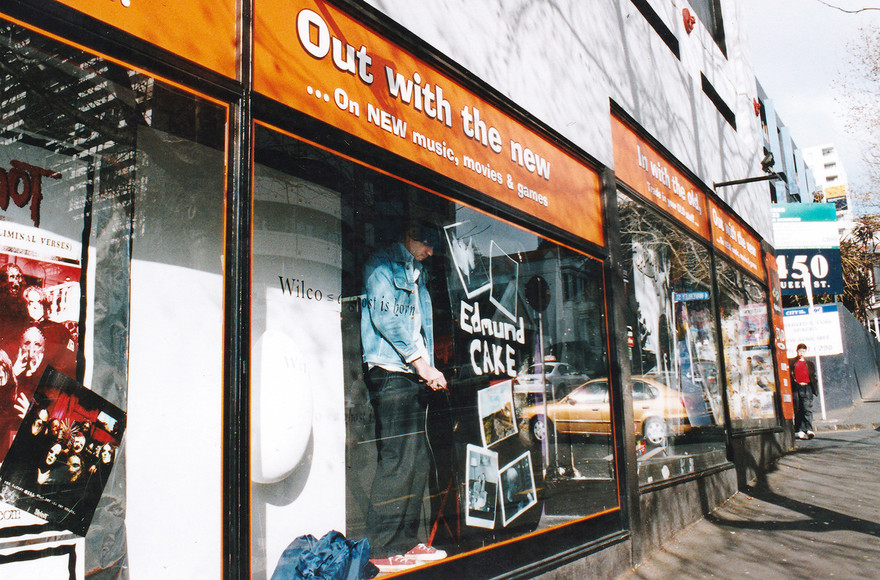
xmin=400 ymin=511 xmax=625 ymax=579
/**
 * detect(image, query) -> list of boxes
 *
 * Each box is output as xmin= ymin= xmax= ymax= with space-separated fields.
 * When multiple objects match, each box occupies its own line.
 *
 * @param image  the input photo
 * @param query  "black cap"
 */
xmin=408 ymin=220 xmax=442 ymax=251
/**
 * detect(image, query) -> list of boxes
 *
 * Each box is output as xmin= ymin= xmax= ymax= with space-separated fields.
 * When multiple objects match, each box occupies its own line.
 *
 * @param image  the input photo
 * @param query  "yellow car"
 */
xmin=520 ymin=376 xmax=707 ymax=447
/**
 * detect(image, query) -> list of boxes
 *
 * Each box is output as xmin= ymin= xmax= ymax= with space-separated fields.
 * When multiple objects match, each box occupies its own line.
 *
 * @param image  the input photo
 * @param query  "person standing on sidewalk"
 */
xmin=789 ymin=343 xmax=818 ymax=440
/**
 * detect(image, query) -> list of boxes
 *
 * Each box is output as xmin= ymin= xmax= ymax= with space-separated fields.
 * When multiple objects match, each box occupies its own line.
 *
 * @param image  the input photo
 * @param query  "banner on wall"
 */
xmin=253 ymin=0 xmax=604 ymax=247
xmin=708 ymin=199 xmax=764 ymax=280
xmin=19 ymin=0 xmax=238 ymax=78
xmin=824 ymin=184 xmax=848 ymax=211
xmin=765 ymin=251 xmax=793 ymax=420
xmin=610 ymin=115 xmax=710 ymax=241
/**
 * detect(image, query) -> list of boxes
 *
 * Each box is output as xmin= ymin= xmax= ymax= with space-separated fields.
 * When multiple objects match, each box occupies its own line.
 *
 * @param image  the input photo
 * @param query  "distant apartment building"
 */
xmin=803 ymin=144 xmax=850 ymax=211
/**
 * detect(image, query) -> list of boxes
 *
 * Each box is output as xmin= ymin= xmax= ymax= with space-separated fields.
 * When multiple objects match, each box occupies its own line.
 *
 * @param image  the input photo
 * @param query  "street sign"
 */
xmin=771 ymin=203 xmax=842 ymax=296
xmin=776 ymin=249 xmax=844 ymax=295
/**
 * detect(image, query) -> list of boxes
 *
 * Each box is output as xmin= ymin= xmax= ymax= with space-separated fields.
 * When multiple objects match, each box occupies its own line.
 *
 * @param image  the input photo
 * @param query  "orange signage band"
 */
xmin=253 ymin=0 xmax=604 ymax=247
xmin=765 ymin=250 xmax=793 ymax=421
xmin=708 ymin=198 xmax=764 ymax=281
xmin=48 ymin=0 xmax=238 ymax=79
xmin=610 ymin=115 xmax=710 ymax=241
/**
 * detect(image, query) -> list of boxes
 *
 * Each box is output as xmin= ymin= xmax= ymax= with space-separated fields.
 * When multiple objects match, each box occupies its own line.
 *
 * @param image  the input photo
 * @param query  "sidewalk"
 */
xmin=617 ymin=429 xmax=880 ymax=580
xmin=814 ymin=399 xmax=880 ymax=432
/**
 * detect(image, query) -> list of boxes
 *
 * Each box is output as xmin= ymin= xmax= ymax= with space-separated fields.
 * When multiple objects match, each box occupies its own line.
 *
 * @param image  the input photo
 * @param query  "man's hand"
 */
xmin=412 ymin=357 xmax=447 ymax=391
xmin=14 ymin=392 xmax=29 ymax=419
xmin=12 ymin=349 xmax=28 ymax=378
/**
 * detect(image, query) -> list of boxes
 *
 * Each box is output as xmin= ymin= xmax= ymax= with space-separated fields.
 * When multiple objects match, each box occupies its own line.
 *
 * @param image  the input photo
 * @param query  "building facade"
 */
xmin=803 ymin=144 xmax=849 ymax=212
xmin=0 ymin=0 xmax=795 ymax=577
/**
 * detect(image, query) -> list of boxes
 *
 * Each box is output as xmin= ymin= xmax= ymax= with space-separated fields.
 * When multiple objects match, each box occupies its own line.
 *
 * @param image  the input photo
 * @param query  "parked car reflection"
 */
xmin=512 ymin=361 xmax=589 ymax=403
xmin=520 ymin=376 xmax=705 ymax=448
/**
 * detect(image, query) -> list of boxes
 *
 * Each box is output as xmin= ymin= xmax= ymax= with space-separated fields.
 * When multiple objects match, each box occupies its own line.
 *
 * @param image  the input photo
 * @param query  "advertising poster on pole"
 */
xmin=782 ymin=305 xmax=843 ymax=357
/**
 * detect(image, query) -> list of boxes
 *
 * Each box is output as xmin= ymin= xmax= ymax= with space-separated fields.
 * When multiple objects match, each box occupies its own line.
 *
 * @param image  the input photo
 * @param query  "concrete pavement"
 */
xmin=814 ymin=399 xmax=880 ymax=433
xmin=618 ymin=429 xmax=880 ymax=579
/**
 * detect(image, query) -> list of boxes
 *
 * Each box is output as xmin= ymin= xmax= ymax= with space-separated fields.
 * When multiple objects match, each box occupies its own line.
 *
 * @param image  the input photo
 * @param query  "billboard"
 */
xmin=253 ymin=0 xmax=604 ymax=247
xmin=824 ymin=184 xmax=848 ymax=212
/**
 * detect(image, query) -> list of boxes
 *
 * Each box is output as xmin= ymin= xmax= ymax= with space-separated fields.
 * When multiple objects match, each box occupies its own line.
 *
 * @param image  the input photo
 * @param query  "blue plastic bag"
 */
xmin=270 ymin=530 xmax=379 ymax=580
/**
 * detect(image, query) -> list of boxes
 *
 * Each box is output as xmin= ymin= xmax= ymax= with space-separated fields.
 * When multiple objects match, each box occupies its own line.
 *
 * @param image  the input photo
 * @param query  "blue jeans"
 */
xmin=794 ymin=384 xmax=814 ymax=433
xmin=365 ymin=368 xmax=429 ymax=558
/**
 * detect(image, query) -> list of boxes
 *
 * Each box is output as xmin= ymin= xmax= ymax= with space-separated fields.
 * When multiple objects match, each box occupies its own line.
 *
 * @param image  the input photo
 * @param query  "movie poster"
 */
xmin=0 ymin=221 xmax=82 ymax=465
xmin=0 ymin=368 xmax=125 ymax=536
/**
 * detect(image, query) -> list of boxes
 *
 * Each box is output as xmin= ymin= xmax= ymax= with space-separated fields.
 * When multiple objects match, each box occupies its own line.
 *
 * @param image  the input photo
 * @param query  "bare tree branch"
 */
xmin=816 ymin=0 xmax=880 ymax=13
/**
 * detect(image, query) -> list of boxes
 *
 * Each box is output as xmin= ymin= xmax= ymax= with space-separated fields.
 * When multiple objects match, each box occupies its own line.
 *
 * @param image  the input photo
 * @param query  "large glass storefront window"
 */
xmin=0 ymin=19 xmax=227 ymax=577
xmin=716 ymin=258 xmax=779 ymax=431
xmin=250 ymin=125 xmax=616 ymax=576
xmin=617 ymin=192 xmax=727 ymax=485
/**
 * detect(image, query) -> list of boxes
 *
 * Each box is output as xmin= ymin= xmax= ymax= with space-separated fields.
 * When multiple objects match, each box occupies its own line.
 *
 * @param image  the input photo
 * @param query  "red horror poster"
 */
xmin=0 ymin=221 xmax=82 ymax=464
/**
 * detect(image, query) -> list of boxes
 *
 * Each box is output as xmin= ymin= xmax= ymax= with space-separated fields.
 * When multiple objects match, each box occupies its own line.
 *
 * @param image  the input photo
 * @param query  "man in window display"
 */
xmin=360 ymin=219 xmax=449 ymax=572
xmin=789 ymin=343 xmax=818 ymax=440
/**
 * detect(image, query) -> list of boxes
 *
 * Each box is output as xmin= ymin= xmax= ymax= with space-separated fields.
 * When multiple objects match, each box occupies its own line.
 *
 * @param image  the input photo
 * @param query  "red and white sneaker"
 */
xmin=404 ymin=543 xmax=448 ymax=562
xmin=369 ymin=555 xmax=421 ymax=573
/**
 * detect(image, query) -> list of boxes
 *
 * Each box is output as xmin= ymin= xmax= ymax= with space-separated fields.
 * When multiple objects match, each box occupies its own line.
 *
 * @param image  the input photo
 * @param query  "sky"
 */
xmin=739 ymin=0 xmax=880 ymax=193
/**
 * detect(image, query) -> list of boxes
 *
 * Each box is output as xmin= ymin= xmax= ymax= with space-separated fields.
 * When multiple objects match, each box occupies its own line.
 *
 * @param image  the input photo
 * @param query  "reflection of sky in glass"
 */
xmin=455 ymin=205 xmax=538 ymax=258
xmin=490 ymin=242 xmax=518 ymax=321
xmin=444 ymin=221 xmax=491 ymax=298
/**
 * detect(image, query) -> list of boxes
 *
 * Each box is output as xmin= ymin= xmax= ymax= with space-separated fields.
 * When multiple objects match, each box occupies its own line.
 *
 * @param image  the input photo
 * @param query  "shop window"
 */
xmin=715 ymin=258 xmax=779 ymax=431
xmin=251 ymin=125 xmax=615 ymax=577
xmin=617 ymin=192 xmax=727 ymax=486
xmin=0 ymin=20 xmax=226 ymax=577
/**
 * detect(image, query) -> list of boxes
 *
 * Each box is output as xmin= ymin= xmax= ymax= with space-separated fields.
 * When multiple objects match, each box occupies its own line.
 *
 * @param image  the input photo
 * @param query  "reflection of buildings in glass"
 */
xmin=489 ymin=240 xmax=518 ymax=322
xmin=518 ymin=250 xmax=605 ymax=379
xmin=631 ymin=237 xmax=673 ymax=375
xmin=45 ymin=281 xmax=80 ymax=325
xmin=250 ymin=168 xmax=346 ymax=569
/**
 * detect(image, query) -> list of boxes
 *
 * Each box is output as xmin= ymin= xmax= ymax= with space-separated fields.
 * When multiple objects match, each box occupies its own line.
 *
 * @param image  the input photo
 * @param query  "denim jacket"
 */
xmin=361 ymin=242 xmax=434 ymax=372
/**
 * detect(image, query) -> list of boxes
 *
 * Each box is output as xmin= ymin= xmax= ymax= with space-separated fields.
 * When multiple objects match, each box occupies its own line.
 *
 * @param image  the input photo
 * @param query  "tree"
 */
xmin=836 ymin=24 xmax=880 ymax=325
xmin=840 ymin=215 xmax=880 ymax=324
xmin=841 ymin=24 xmax=880 ymax=205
